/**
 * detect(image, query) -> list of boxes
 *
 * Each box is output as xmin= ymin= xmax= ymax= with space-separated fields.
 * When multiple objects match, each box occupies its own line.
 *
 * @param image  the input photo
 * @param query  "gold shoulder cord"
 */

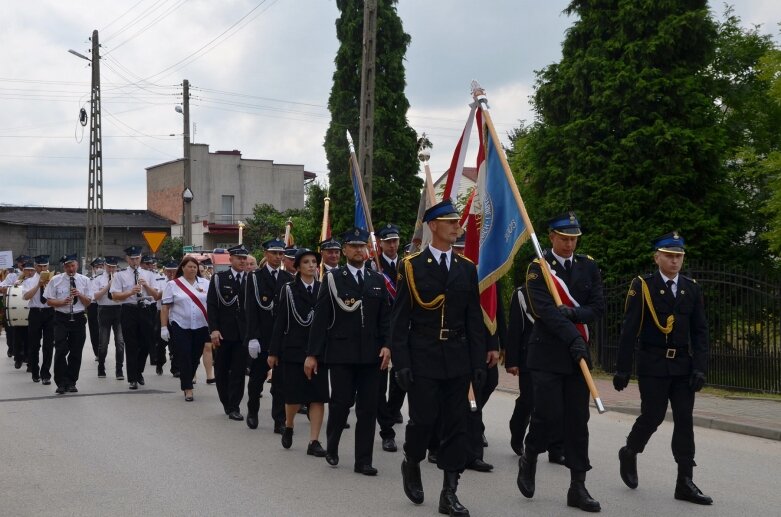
xmin=403 ymin=259 xmax=445 ymax=310
xmin=637 ymin=276 xmax=674 ymax=334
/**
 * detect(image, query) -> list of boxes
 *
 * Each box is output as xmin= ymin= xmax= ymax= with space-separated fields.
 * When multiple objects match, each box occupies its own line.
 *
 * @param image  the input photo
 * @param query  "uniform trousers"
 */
xmin=404 ymin=374 xmax=470 ymax=472
xmin=97 ymin=306 xmax=124 ymax=371
xmin=327 ymin=363 xmax=380 ymax=466
xmin=465 ymin=364 xmax=499 ymax=463
xmin=87 ymin=303 xmax=100 ymax=357
xmin=27 ymin=307 xmax=55 ymax=380
xmin=4 ymin=321 xmax=12 ymax=355
xmin=247 ymin=352 xmax=270 ymax=418
xmin=387 ymin=366 xmax=406 ymax=417
xmin=377 ymin=367 xmax=398 ymax=440
xmin=509 ymin=371 xmax=564 ymax=455
xmin=121 ymin=304 xmax=154 ymax=383
xmin=626 ymin=375 xmax=695 ymax=467
xmin=524 ymin=369 xmax=590 ymax=472
xmin=215 ymin=339 xmax=247 ymax=413
xmin=53 ymin=312 xmax=86 ymax=388
xmin=170 ymin=322 xmax=207 ymax=391
xmin=12 ymin=325 xmax=28 ymax=363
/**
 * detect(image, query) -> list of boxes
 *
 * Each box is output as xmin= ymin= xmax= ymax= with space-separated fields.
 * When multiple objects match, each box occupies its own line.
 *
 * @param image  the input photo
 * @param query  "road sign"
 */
xmin=142 ymin=231 xmax=168 ymax=254
xmin=182 ymin=246 xmax=194 ymax=253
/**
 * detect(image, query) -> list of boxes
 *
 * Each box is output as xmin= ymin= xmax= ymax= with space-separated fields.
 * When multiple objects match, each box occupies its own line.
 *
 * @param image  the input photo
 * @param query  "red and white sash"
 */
xmin=173 ymin=277 xmax=207 ymax=321
xmin=549 ymin=269 xmax=589 ymax=342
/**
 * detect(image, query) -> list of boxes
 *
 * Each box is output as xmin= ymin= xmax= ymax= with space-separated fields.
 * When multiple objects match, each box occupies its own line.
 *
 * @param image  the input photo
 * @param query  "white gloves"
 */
xmin=160 ymin=326 xmax=170 ymax=342
xmin=248 ymin=339 xmax=261 ymax=359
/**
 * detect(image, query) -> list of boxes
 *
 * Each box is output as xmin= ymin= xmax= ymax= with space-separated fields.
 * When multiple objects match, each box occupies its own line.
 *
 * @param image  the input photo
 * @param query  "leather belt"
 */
xmin=643 ymin=346 xmax=687 ymax=359
xmin=412 ymin=324 xmax=465 ymax=341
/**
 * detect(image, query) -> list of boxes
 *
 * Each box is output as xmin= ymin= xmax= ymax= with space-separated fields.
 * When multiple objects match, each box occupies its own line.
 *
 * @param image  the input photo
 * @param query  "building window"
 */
xmin=221 ymin=195 xmax=234 ymax=224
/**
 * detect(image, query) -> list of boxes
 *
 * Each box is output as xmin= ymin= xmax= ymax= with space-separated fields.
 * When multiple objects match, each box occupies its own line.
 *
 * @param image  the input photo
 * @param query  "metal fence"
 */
xmin=593 ymin=263 xmax=781 ymax=394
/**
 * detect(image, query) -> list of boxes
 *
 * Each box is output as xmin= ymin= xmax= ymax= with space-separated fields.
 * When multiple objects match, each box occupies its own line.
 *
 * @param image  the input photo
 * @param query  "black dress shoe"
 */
xmin=274 ymin=422 xmax=285 ymax=434
xmin=206 ymin=378 xmax=216 ymax=385
xmin=466 ymin=459 xmax=493 ymax=472
xmin=138 ymin=375 xmax=145 ymax=386
xmin=354 ymin=464 xmax=378 ymax=476
xmin=97 ymin=366 xmax=106 ymax=378
xmin=228 ymin=411 xmax=244 ymax=421
xmin=6 ymin=349 xmax=12 ymax=358
xmin=674 ymin=477 xmax=713 ymax=505
xmin=116 ymin=370 xmax=124 ymax=380
xmin=548 ymin=452 xmax=566 ymax=465
xmin=156 ymin=365 xmax=163 ymax=376
xmin=129 ymin=382 xmax=138 ymax=390
xmin=567 ymin=480 xmax=601 ymax=512
xmin=343 ymin=422 xmax=351 ymax=429
xmin=55 ymin=386 xmax=66 ymax=395
xmin=32 ymin=375 xmax=40 ymax=383
xmin=427 ymin=450 xmax=438 ymax=464
xmin=246 ymin=414 xmax=259 ymax=429
xmin=42 ymin=378 xmax=51 ymax=385
xmin=325 ymin=453 xmax=339 ymax=466
xmin=172 ymin=371 xmax=180 ymax=378
xmin=401 ymin=458 xmax=424 ymax=504
xmin=307 ymin=440 xmax=327 ymax=457
xmin=510 ymin=435 xmax=524 ymax=456
xmin=281 ymin=427 xmax=294 ymax=449
xmin=382 ymin=438 xmax=398 ymax=452
xmin=618 ymin=446 xmax=638 ymax=489
xmin=67 ymin=385 xmax=78 ymax=393
xmin=14 ymin=360 xmax=22 ymax=369
xmin=517 ymin=453 xmax=537 ymax=498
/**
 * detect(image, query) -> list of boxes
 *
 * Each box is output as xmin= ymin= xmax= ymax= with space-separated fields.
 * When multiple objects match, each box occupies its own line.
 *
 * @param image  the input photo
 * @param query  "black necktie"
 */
xmin=356 ymin=270 xmax=364 ymax=290
xmin=307 ymin=284 xmax=313 ymax=295
xmin=666 ymin=279 xmax=676 ymax=298
xmin=390 ymin=261 xmax=395 ymax=271
xmin=272 ymin=269 xmax=277 ymax=280
xmin=564 ymin=259 xmax=572 ymax=273
xmin=439 ymin=253 xmax=448 ymax=276
xmin=39 ymin=276 xmax=46 ymax=303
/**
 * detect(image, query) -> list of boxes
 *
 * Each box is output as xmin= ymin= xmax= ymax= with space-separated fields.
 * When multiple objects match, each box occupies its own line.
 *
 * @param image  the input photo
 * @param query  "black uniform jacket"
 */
xmin=306 ymin=265 xmax=391 ymax=365
xmin=269 ymin=277 xmax=319 ymax=363
xmin=245 ymin=267 xmax=294 ymax=350
xmin=390 ymin=247 xmax=486 ymax=380
xmin=207 ymin=270 xmax=246 ymax=342
xmin=525 ymin=250 xmax=604 ymax=375
xmin=505 ymin=285 xmax=534 ymax=373
xmin=616 ymin=271 xmax=709 ymax=377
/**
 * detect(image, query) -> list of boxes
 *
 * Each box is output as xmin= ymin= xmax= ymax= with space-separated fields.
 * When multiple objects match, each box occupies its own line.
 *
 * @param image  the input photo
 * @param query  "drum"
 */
xmin=6 ymin=284 xmax=29 ymax=327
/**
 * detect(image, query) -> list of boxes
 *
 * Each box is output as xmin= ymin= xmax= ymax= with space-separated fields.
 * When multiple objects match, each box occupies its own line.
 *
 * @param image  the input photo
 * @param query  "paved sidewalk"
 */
xmin=497 ymin=370 xmax=781 ymax=441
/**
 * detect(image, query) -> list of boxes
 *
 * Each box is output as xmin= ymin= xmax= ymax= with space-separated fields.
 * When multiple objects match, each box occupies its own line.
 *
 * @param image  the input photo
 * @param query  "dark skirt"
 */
xmin=283 ymin=360 xmax=329 ymax=404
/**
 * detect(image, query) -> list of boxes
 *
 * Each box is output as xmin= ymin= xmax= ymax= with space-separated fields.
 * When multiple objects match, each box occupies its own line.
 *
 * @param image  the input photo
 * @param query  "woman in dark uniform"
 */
xmin=268 ymin=248 xmax=328 ymax=456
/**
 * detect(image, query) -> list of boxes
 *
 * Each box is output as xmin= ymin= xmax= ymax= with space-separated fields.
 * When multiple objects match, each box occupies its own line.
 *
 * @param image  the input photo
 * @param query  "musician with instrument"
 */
xmin=92 ymin=256 xmax=125 ymax=380
xmin=22 ymin=255 xmax=55 ymax=384
xmin=86 ymin=257 xmax=105 ymax=361
xmin=1 ymin=254 xmax=29 ymax=359
xmin=110 ymin=246 xmax=161 ymax=390
xmin=391 ymin=200 xmax=485 ymax=516
xmin=9 ymin=260 xmax=35 ymax=369
xmin=43 ymin=254 xmax=92 ymax=395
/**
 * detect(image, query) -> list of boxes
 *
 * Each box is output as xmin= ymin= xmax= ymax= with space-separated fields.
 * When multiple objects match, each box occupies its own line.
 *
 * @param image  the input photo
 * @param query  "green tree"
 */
xmin=757 ymin=48 xmax=781 ymax=255
xmin=514 ymin=0 xmax=740 ymax=278
xmin=156 ymin=236 xmax=184 ymax=262
xmin=323 ymin=0 xmax=422 ymax=241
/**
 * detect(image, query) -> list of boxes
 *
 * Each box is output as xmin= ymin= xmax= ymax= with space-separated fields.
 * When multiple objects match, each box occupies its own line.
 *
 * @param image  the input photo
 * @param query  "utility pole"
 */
xmin=357 ymin=0 xmax=377 ymax=207
xmin=182 ymin=79 xmax=192 ymax=247
xmin=86 ymin=29 xmax=103 ymax=262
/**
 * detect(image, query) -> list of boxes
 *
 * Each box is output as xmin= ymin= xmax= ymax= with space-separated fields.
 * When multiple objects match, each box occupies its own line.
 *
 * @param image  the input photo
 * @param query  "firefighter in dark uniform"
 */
xmin=319 ymin=237 xmax=342 ymax=272
xmin=516 ymin=211 xmax=603 ymax=513
xmin=207 ymin=245 xmax=249 ymax=421
xmin=613 ymin=232 xmax=712 ymax=505
xmin=86 ymin=257 xmax=104 ymax=360
xmin=392 ymin=200 xmax=486 ymax=517
xmin=374 ymin=223 xmax=405 ymax=453
xmin=506 ymin=280 xmax=566 ymax=462
xmin=305 ymin=227 xmax=391 ymax=476
xmin=245 ymin=238 xmax=294 ymax=431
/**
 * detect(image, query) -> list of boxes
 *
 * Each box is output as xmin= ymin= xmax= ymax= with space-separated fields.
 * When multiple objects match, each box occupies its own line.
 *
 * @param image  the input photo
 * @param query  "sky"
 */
xmin=2 ymin=0 xmax=780 ymax=211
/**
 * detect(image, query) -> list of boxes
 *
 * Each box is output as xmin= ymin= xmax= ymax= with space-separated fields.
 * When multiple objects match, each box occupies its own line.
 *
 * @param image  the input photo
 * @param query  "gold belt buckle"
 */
xmin=665 ymin=348 xmax=677 ymax=359
xmin=439 ymin=328 xmax=449 ymax=341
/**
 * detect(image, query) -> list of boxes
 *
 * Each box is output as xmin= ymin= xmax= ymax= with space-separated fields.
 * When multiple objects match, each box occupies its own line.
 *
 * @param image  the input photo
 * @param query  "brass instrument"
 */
xmin=39 ymin=270 xmax=53 ymax=285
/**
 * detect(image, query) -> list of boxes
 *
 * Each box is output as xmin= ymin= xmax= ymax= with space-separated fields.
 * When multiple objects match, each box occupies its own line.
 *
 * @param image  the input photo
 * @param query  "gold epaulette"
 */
xmin=457 ymin=254 xmax=474 ymax=265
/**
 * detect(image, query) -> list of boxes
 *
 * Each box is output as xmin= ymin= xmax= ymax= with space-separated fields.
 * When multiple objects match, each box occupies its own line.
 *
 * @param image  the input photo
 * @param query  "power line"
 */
xmin=101 ymin=0 xmax=148 ymax=33
xmin=103 ymin=0 xmax=172 ymax=44
xmin=104 ymin=0 xmax=189 ymax=55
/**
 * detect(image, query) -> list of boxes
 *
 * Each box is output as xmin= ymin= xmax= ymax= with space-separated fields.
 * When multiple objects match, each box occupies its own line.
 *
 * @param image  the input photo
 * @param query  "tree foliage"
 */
xmin=512 ymin=0 xmax=744 ymax=278
xmin=157 ymin=236 xmax=184 ymax=262
xmin=324 ymin=0 xmax=422 ymax=241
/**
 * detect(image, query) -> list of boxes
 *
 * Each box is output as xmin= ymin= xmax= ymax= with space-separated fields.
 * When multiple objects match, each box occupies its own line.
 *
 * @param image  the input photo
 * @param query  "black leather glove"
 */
xmin=395 ymin=368 xmax=414 ymax=392
xmin=473 ymin=368 xmax=487 ymax=391
xmin=558 ymin=305 xmax=577 ymax=322
xmin=613 ymin=372 xmax=630 ymax=391
xmin=569 ymin=336 xmax=591 ymax=368
xmin=689 ymin=370 xmax=706 ymax=392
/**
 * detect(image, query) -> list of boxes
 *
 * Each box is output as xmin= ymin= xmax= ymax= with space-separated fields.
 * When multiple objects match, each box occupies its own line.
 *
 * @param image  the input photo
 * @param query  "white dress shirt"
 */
xmin=91 ymin=271 xmax=118 ymax=307
xmin=346 ymin=262 xmax=366 ymax=284
xmin=161 ymin=276 xmax=209 ymax=329
xmin=43 ymin=273 xmax=92 ymax=314
xmin=22 ymin=273 xmax=47 ymax=309
xmin=110 ymin=267 xmax=158 ymax=305
xmin=659 ymin=272 xmax=680 ymax=297
xmin=427 ymin=244 xmax=453 ymax=270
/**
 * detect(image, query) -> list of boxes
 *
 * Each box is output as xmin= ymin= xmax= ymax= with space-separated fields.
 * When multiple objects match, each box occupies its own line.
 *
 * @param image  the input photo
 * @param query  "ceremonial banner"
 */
xmin=350 ymin=160 xmax=368 ymax=231
xmin=441 ymin=104 xmax=477 ymax=202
